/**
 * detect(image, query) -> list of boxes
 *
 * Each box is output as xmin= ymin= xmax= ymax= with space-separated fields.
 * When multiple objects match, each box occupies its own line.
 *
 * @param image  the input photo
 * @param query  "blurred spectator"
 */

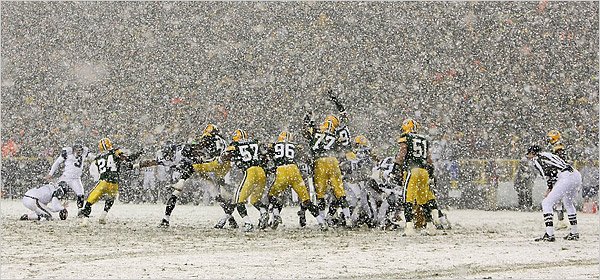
xmin=514 ymin=156 xmax=536 ymax=211
xmin=580 ymin=159 xmax=599 ymax=213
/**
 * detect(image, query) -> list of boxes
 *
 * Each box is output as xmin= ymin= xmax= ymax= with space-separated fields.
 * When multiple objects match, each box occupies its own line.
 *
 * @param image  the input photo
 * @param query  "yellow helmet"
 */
xmin=277 ymin=131 xmax=293 ymax=142
xmin=320 ymin=115 xmax=340 ymax=132
xmin=547 ymin=130 xmax=561 ymax=144
xmin=355 ymin=135 xmax=368 ymax=146
xmin=232 ymin=129 xmax=248 ymax=142
xmin=401 ymin=118 xmax=419 ymax=134
xmin=203 ymin=123 xmax=218 ymax=136
xmin=98 ymin=137 xmax=113 ymax=152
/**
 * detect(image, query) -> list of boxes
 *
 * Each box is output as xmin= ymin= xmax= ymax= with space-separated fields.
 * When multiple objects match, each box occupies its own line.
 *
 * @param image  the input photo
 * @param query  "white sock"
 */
xmin=571 ymin=224 xmax=578 ymax=234
xmin=259 ymin=207 xmax=267 ymax=215
xmin=243 ymin=215 xmax=252 ymax=224
xmin=546 ymin=226 xmax=554 ymax=236
xmin=316 ymin=215 xmax=325 ymax=225
xmin=342 ymin=207 xmax=351 ymax=220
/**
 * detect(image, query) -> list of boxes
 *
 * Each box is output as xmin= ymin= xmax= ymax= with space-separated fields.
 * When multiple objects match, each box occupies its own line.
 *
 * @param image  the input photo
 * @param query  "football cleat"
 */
xmin=228 ymin=216 xmax=239 ymax=229
xmin=258 ymin=212 xmax=269 ymax=230
xmin=319 ymin=222 xmax=329 ymax=232
xmin=298 ymin=210 xmax=307 ymax=227
xmin=214 ymin=218 xmax=227 ymax=229
xmin=77 ymin=196 xmax=85 ymax=209
xmin=158 ymin=219 xmax=170 ymax=228
xmin=402 ymin=222 xmax=417 ymax=236
xmin=534 ymin=233 xmax=556 ymax=242
xmin=271 ymin=215 xmax=282 ymax=230
xmin=564 ymin=232 xmax=579 ymax=241
xmin=243 ymin=223 xmax=254 ymax=232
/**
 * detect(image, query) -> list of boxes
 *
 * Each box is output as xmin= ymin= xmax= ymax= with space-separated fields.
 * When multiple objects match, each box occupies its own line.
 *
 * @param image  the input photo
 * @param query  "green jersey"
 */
xmin=270 ymin=142 xmax=298 ymax=167
xmin=93 ymin=149 xmax=126 ymax=183
xmin=398 ymin=133 xmax=430 ymax=171
xmin=226 ymin=139 xmax=263 ymax=170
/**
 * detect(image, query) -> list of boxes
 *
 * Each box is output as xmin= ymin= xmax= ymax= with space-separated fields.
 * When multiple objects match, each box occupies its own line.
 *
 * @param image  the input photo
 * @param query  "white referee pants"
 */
xmin=542 ymin=170 xmax=582 ymax=216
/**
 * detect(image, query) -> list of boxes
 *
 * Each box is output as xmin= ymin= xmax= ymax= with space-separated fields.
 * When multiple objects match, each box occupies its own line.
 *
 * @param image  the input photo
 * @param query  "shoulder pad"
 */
xmin=226 ymin=146 xmax=236 ymax=152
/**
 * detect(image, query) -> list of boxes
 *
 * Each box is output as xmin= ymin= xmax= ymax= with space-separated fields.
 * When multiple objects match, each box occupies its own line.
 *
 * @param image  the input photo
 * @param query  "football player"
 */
xmin=389 ymin=119 xmax=443 ymax=236
xmin=20 ymin=181 xmax=69 ymax=221
xmin=220 ymin=129 xmax=269 ymax=232
xmin=191 ymin=124 xmax=237 ymax=229
xmin=527 ymin=145 xmax=582 ymax=241
xmin=343 ymin=135 xmax=377 ymax=227
xmin=135 ymin=141 xmax=196 ymax=227
xmin=78 ymin=137 xmax=140 ymax=224
xmin=546 ymin=129 xmax=570 ymax=230
xmin=303 ymin=106 xmax=353 ymax=227
xmin=265 ymin=131 xmax=328 ymax=230
xmin=45 ymin=141 xmax=93 ymax=209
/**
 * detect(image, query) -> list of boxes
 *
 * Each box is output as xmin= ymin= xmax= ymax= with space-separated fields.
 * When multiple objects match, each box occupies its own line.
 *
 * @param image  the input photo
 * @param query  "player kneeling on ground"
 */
xmin=20 ymin=181 xmax=69 ymax=221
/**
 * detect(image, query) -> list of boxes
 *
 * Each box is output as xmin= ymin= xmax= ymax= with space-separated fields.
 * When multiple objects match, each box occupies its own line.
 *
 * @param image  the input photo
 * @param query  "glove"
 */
xmin=59 ymin=209 xmax=68 ymax=220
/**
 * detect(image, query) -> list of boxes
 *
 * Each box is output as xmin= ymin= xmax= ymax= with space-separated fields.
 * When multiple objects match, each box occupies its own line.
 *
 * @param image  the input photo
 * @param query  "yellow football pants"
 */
xmin=86 ymin=180 xmax=119 ymax=205
xmin=269 ymin=164 xmax=311 ymax=202
xmin=403 ymin=167 xmax=437 ymax=205
xmin=235 ymin=166 xmax=267 ymax=205
xmin=314 ymin=157 xmax=345 ymax=199
xmin=193 ymin=160 xmax=231 ymax=179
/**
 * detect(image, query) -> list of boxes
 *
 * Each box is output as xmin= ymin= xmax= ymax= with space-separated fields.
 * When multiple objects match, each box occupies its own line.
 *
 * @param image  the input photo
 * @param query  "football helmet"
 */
xmin=355 ymin=135 xmax=368 ymax=146
xmin=54 ymin=181 xmax=69 ymax=200
xmin=73 ymin=141 xmax=84 ymax=155
xmin=547 ymin=130 xmax=561 ymax=144
xmin=401 ymin=118 xmax=419 ymax=134
xmin=98 ymin=137 xmax=113 ymax=152
xmin=277 ymin=131 xmax=293 ymax=142
xmin=203 ymin=123 xmax=219 ymax=137
xmin=232 ymin=129 xmax=248 ymax=142
xmin=319 ymin=115 xmax=340 ymax=133
xmin=161 ymin=141 xmax=177 ymax=160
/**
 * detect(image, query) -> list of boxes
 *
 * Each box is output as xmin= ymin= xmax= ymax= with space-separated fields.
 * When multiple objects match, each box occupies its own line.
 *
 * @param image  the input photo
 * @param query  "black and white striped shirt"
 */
xmin=532 ymin=152 xmax=574 ymax=189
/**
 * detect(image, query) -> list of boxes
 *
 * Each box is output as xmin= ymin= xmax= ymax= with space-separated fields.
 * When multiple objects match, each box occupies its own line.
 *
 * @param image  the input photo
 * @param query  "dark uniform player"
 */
xmin=265 ymin=131 xmax=327 ymax=230
xmin=135 ymin=141 xmax=199 ymax=227
xmin=546 ymin=129 xmax=569 ymax=230
xmin=528 ymin=145 xmax=582 ymax=242
xmin=191 ymin=124 xmax=237 ymax=229
xmin=390 ymin=119 xmax=442 ymax=236
xmin=78 ymin=137 xmax=140 ymax=224
xmin=303 ymin=113 xmax=353 ymax=227
xmin=221 ymin=129 xmax=269 ymax=232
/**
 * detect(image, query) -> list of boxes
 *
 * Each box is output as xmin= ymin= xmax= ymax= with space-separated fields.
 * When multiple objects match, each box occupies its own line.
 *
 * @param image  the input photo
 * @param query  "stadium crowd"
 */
xmin=1 ymin=2 xmax=598 ymax=207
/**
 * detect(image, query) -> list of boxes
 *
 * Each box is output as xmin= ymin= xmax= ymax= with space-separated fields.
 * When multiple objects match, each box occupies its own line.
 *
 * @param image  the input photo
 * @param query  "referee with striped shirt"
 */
xmin=527 ymin=145 xmax=582 ymax=242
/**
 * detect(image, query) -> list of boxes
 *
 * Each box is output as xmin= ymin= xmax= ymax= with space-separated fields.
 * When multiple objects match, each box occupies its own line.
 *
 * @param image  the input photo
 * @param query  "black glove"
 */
xmin=327 ymin=89 xmax=346 ymax=113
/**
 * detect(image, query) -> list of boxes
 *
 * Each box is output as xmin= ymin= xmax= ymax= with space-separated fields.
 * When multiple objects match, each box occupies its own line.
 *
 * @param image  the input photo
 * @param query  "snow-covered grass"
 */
xmin=1 ymin=199 xmax=598 ymax=279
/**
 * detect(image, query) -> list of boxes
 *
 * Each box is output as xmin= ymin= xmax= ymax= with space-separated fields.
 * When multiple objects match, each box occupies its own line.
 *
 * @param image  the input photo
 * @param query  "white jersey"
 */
xmin=155 ymin=145 xmax=185 ymax=168
xmin=371 ymin=157 xmax=395 ymax=185
xmin=24 ymin=184 xmax=63 ymax=211
xmin=48 ymin=146 xmax=91 ymax=179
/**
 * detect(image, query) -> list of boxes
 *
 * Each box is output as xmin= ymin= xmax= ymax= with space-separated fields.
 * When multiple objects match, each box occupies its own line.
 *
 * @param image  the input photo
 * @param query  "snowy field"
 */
xmin=1 ymin=199 xmax=598 ymax=279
